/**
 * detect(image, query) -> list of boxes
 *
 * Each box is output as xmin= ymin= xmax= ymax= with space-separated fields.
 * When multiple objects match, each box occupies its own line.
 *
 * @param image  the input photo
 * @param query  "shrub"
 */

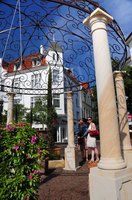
xmin=0 ymin=123 xmax=49 ymax=200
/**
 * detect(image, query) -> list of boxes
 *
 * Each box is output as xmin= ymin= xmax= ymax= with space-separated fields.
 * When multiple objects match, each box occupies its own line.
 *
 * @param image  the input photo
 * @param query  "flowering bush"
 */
xmin=0 ymin=123 xmax=49 ymax=200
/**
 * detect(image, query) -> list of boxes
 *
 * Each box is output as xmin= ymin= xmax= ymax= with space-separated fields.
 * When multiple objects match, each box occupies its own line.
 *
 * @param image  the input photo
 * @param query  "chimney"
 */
xmin=40 ymin=45 xmax=44 ymax=55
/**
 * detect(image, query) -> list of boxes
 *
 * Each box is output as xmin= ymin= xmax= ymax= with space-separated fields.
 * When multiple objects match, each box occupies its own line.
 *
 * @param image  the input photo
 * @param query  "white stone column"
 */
xmin=83 ymin=8 xmax=126 ymax=170
xmin=83 ymin=8 xmax=132 ymax=200
xmin=64 ymin=91 xmax=79 ymax=170
xmin=114 ymin=71 xmax=132 ymax=167
xmin=67 ymin=91 xmax=75 ymax=148
xmin=7 ymin=92 xmax=16 ymax=125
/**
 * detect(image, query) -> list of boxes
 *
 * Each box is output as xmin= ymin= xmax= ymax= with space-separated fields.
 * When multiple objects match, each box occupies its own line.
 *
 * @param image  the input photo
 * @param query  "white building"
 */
xmin=126 ymin=32 xmax=132 ymax=66
xmin=0 ymin=42 xmax=94 ymax=143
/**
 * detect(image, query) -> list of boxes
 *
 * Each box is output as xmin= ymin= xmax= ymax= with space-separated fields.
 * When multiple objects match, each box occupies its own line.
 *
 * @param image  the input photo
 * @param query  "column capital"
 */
xmin=6 ymin=91 xmax=16 ymax=97
xmin=113 ymin=71 xmax=126 ymax=78
xmin=83 ymin=8 xmax=113 ymax=28
xmin=65 ymin=91 xmax=73 ymax=98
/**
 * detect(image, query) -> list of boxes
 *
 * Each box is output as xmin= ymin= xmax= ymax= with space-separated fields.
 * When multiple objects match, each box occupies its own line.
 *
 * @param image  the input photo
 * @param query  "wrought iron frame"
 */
xmin=0 ymin=0 xmax=127 ymax=95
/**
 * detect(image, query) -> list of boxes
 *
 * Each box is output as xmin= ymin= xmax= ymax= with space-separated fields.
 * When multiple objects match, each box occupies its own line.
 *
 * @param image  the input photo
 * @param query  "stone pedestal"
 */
xmin=64 ymin=91 xmax=79 ymax=170
xmin=64 ymin=147 xmax=79 ymax=171
xmin=89 ymin=167 xmax=132 ymax=200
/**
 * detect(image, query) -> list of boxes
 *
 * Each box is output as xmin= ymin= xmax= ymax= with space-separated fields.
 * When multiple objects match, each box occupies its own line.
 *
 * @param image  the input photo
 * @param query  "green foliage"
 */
xmin=32 ymin=97 xmax=47 ymax=129
xmin=13 ymin=104 xmax=28 ymax=123
xmin=0 ymin=123 xmax=49 ymax=200
xmin=124 ymin=66 xmax=132 ymax=113
xmin=31 ymin=67 xmax=58 ymax=147
xmin=46 ymin=67 xmax=58 ymax=147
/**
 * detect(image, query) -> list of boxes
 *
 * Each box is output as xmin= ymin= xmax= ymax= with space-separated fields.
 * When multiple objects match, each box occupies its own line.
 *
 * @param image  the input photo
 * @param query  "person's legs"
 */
xmin=90 ymin=147 xmax=95 ymax=162
xmin=85 ymin=149 xmax=89 ymax=161
xmin=84 ymin=137 xmax=89 ymax=161
xmin=80 ymin=145 xmax=84 ymax=160
xmin=95 ymin=147 xmax=99 ymax=162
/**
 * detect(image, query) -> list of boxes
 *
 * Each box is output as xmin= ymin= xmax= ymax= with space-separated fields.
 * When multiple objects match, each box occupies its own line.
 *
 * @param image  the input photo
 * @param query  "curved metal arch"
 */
xmin=0 ymin=0 xmax=127 ymax=95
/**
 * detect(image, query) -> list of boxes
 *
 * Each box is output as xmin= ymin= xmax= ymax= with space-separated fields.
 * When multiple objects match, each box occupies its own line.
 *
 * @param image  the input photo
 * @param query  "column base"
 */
xmin=98 ymin=157 xmax=126 ymax=170
xmin=89 ymin=167 xmax=132 ymax=200
xmin=64 ymin=147 xmax=80 ymax=171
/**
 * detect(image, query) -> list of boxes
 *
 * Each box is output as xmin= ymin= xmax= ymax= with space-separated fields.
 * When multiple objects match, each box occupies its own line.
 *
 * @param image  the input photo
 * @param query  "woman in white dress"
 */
xmin=87 ymin=117 xmax=99 ymax=163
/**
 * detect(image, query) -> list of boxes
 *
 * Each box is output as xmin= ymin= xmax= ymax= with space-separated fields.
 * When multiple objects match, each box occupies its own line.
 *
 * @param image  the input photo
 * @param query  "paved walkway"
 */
xmin=39 ymin=161 xmax=90 ymax=200
xmin=38 ymin=142 xmax=100 ymax=200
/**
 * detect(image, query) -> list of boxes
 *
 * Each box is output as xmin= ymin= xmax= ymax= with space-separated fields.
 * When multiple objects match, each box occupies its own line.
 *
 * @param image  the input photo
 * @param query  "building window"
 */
xmin=53 ymin=69 xmax=59 ymax=83
xmin=76 ymin=111 xmax=80 ymax=120
xmin=30 ymin=96 xmax=41 ymax=108
xmin=83 ymin=92 xmax=86 ymax=102
xmin=13 ymin=78 xmax=20 ymax=92
xmin=1 ymin=80 xmax=4 ymax=91
xmin=53 ymin=94 xmax=60 ymax=108
xmin=14 ymin=99 xmax=21 ymax=104
xmin=31 ymin=74 xmax=41 ymax=88
xmin=57 ymin=53 xmax=59 ymax=61
xmin=32 ymin=58 xmax=41 ymax=66
xmin=76 ymin=98 xmax=79 ymax=107
xmin=64 ymin=98 xmax=67 ymax=113
xmin=53 ymin=53 xmax=55 ymax=60
xmin=14 ymin=62 xmax=21 ymax=71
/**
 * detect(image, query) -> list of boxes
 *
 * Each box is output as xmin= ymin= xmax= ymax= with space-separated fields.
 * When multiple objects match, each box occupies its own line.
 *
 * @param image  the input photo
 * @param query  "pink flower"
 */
xmin=31 ymin=136 xmax=37 ymax=144
xmin=13 ymin=146 xmax=19 ymax=151
xmin=28 ymin=175 xmax=33 ymax=180
xmin=16 ymin=123 xmax=25 ymax=127
xmin=37 ymin=148 xmax=42 ymax=154
xmin=0 ymin=135 xmax=2 ymax=139
xmin=27 ymin=155 xmax=31 ymax=159
xmin=33 ymin=170 xmax=38 ymax=175
xmin=5 ymin=125 xmax=16 ymax=132
xmin=20 ymin=142 xmax=24 ymax=147
xmin=24 ymin=196 xmax=29 ymax=200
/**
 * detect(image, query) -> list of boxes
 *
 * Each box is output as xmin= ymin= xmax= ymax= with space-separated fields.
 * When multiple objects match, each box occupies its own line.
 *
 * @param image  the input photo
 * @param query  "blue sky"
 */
xmin=98 ymin=0 xmax=132 ymax=37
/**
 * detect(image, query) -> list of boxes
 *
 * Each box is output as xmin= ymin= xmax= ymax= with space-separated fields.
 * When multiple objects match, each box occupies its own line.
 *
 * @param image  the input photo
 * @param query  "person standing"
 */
xmin=76 ymin=118 xmax=88 ymax=162
xmin=87 ymin=117 xmax=99 ymax=163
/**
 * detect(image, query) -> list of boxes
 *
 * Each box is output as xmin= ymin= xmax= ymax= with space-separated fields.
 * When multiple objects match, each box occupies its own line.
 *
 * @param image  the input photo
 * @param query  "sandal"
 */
xmin=88 ymin=160 xmax=94 ymax=164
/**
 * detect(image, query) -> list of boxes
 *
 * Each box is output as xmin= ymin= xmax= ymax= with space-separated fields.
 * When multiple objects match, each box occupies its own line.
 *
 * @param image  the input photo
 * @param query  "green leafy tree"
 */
xmin=46 ymin=67 xmax=58 ymax=147
xmin=124 ymin=66 xmax=132 ymax=114
xmin=32 ymin=97 xmax=47 ymax=129
xmin=31 ymin=67 xmax=58 ymax=147
xmin=13 ymin=103 xmax=27 ymax=123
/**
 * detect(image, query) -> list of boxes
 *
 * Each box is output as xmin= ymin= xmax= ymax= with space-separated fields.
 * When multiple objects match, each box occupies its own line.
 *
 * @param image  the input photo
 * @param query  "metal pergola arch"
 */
xmin=0 ymin=0 xmax=127 ymax=95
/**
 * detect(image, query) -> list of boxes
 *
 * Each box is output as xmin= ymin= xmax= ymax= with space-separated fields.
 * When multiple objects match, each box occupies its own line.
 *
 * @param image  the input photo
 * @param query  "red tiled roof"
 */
xmin=3 ymin=53 xmax=47 ymax=73
xmin=80 ymin=82 xmax=89 ymax=90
